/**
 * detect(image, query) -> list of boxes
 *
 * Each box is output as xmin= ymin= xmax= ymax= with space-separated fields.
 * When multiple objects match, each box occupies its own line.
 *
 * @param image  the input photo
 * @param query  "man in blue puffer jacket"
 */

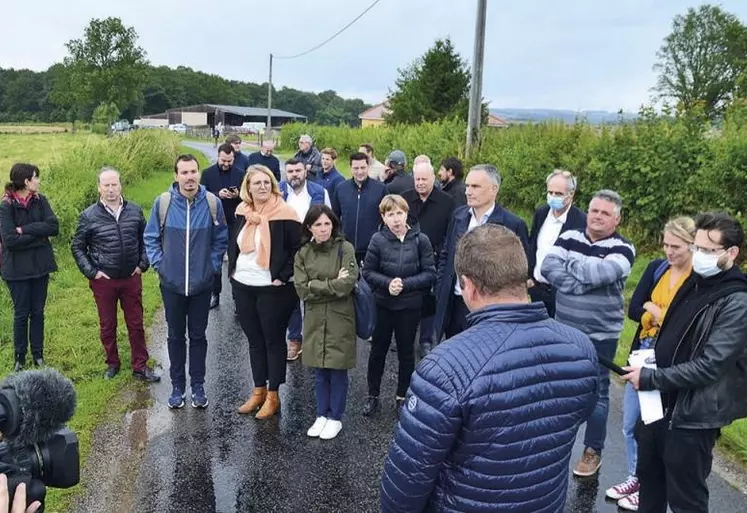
xmin=144 ymin=154 xmax=228 ymax=410
xmin=381 ymin=224 xmax=598 ymax=513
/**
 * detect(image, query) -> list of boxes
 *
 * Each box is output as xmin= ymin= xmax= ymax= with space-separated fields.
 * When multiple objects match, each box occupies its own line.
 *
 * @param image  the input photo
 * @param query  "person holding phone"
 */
xmin=200 ymin=143 xmax=246 ymax=309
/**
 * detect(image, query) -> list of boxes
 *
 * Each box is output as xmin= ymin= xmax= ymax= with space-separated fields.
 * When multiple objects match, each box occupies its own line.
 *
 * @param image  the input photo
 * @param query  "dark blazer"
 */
xmin=434 ymin=204 xmax=530 ymax=341
xmin=385 ymin=171 xmax=415 ymax=196
xmin=401 ymin=188 xmax=455 ymax=255
xmin=227 ymin=216 xmax=302 ymax=284
xmin=200 ymin=164 xmax=246 ymax=224
xmin=0 ymin=193 xmax=58 ymax=281
xmin=441 ymin=179 xmax=467 ymax=207
xmin=528 ymin=204 xmax=587 ymax=279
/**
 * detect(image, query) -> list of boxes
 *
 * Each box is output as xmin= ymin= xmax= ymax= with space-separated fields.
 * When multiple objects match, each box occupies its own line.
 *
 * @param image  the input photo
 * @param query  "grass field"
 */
xmin=0 ymin=130 xmax=191 ymax=512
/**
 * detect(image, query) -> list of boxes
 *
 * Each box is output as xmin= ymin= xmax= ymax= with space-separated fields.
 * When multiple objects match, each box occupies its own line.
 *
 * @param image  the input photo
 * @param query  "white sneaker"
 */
xmin=307 ymin=416 xmax=327 ymax=437
xmin=618 ymin=491 xmax=639 ymax=511
xmin=319 ymin=419 xmax=342 ymax=440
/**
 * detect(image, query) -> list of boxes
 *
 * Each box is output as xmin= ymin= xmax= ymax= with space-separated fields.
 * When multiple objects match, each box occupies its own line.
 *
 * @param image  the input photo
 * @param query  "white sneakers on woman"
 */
xmin=307 ymin=417 xmax=328 ymax=437
xmin=320 ymin=420 xmax=343 ymax=439
xmin=307 ymin=417 xmax=343 ymax=439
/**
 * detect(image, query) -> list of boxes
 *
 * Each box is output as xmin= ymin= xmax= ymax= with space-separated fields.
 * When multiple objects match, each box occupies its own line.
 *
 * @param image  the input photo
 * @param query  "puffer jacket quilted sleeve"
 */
xmin=381 ymin=303 xmax=599 ymax=513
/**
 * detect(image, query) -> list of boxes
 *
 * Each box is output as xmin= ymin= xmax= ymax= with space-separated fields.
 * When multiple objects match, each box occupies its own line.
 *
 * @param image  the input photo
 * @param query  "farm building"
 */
xmin=140 ymin=104 xmax=307 ymax=128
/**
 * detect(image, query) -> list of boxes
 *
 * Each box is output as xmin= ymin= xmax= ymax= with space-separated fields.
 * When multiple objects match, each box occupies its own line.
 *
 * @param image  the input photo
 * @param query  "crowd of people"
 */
xmin=1 ymin=131 xmax=747 ymax=513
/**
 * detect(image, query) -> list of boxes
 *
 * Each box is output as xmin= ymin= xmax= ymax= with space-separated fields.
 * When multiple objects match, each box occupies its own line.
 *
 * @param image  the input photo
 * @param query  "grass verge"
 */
xmin=0 ymin=132 xmax=197 ymax=512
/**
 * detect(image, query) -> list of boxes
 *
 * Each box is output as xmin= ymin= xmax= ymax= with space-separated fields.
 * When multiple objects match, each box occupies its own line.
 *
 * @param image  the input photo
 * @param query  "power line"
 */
xmin=274 ymin=0 xmax=383 ymax=60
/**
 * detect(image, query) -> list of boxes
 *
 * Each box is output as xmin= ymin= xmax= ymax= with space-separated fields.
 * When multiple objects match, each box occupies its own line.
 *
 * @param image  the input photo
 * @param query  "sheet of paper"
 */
xmin=629 ymin=348 xmax=665 ymax=425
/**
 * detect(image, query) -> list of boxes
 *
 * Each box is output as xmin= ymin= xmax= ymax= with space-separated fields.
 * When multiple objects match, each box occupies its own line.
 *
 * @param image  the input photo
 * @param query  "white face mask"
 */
xmin=692 ymin=250 xmax=724 ymax=278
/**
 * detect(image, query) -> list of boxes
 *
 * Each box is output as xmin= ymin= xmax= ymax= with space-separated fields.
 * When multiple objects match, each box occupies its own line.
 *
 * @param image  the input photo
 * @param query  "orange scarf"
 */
xmin=235 ymin=194 xmax=299 ymax=269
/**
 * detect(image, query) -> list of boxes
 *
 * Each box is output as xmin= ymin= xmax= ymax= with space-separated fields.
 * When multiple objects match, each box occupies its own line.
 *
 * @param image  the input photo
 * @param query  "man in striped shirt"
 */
xmin=541 ymin=189 xmax=635 ymax=479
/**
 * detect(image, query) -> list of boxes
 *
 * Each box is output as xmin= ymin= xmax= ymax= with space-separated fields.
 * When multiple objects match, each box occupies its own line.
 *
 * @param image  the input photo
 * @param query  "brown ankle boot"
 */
xmin=255 ymin=391 xmax=280 ymax=419
xmin=238 ymin=387 xmax=267 ymax=414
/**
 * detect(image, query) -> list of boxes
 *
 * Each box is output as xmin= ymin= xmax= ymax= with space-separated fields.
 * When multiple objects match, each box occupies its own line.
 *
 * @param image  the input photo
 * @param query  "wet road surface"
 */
xmin=122 ymin=269 xmax=747 ymax=513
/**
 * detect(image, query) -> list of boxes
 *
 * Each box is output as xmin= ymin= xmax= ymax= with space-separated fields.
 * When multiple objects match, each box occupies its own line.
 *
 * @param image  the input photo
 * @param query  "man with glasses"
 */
xmin=528 ymin=169 xmax=586 ymax=317
xmin=541 ymin=189 xmax=635 ymax=479
xmin=623 ymin=211 xmax=747 ymax=513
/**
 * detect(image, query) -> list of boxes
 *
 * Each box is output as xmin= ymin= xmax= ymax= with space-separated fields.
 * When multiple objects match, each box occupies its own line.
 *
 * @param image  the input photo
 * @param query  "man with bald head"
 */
xmin=402 ymin=161 xmax=455 ymax=356
xmin=247 ymin=140 xmax=281 ymax=182
xmin=72 ymin=167 xmax=160 ymax=382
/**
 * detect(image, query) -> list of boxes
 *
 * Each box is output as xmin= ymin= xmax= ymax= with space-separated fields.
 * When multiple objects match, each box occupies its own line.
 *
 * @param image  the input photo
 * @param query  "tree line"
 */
xmin=0 ymin=17 xmax=368 ymax=126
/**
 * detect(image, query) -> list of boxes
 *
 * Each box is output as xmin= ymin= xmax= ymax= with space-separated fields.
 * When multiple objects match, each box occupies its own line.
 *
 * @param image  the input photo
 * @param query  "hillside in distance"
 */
xmin=491 ymin=108 xmax=638 ymax=125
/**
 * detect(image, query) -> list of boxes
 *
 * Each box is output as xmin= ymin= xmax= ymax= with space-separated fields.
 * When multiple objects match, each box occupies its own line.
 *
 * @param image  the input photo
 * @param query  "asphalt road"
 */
xmin=71 ymin=142 xmax=747 ymax=512
xmin=114 ymin=269 xmax=747 ymax=513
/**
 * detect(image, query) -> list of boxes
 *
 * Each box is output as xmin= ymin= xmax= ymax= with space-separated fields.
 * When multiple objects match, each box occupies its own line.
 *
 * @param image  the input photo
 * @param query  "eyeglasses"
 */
xmin=690 ymin=244 xmax=725 ymax=255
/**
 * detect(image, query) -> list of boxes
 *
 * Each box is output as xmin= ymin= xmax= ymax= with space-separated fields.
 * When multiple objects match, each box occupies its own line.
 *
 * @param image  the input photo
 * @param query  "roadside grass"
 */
xmin=0 ymin=132 xmax=189 ymax=512
xmin=0 ymin=133 xmax=102 ymax=171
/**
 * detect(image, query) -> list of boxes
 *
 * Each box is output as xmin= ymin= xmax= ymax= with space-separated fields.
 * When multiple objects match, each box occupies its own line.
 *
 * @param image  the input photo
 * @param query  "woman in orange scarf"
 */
xmin=228 ymin=165 xmax=301 ymax=419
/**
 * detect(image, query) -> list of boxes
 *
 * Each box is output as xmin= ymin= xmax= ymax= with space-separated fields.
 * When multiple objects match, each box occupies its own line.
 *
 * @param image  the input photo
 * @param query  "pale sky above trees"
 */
xmin=2 ymin=0 xmax=747 ymax=111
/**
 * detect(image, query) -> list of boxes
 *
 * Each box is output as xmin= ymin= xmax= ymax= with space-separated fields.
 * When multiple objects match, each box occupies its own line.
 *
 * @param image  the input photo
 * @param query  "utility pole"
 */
xmin=466 ymin=0 xmax=487 ymax=159
xmin=266 ymin=53 xmax=273 ymax=140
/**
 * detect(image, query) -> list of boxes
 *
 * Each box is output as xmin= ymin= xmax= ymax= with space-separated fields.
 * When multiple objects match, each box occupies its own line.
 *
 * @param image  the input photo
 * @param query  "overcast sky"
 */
xmin=2 ymin=0 xmax=747 ymax=112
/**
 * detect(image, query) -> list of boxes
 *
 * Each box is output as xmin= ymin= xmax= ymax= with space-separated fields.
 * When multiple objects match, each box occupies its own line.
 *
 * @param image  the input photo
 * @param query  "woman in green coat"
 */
xmin=294 ymin=204 xmax=358 ymax=440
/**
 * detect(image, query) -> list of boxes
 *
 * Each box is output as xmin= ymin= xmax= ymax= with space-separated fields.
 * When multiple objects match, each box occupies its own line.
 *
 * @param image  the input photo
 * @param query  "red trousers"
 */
xmin=89 ymin=273 xmax=149 ymax=371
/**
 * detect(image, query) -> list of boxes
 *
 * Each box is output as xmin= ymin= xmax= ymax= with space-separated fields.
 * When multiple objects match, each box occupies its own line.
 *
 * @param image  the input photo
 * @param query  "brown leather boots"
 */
xmin=237 ymin=387 xmax=280 ymax=419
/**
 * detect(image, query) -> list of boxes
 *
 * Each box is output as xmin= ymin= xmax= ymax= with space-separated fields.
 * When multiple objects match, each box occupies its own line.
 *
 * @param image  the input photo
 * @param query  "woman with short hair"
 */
xmin=362 ymin=194 xmax=435 ymax=417
xmin=230 ymin=164 xmax=301 ymax=420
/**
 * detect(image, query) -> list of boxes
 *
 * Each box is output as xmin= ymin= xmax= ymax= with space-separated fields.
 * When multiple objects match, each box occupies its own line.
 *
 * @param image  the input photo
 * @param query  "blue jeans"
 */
xmin=583 ymin=337 xmax=618 ymax=455
xmin=287 ymin=300 xmax=303 ymax=343
xmin=623 ymin=382 xmax=640 ymax=476
xmin=161 ymin=286 xmax=211 ymax=389
xmin=315 ymin=368 xmax=349 ymax=420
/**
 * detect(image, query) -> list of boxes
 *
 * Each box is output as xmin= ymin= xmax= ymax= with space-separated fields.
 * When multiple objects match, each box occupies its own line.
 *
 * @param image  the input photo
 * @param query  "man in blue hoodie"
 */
xmin=332 ymin=152 xmax=388 ymax=265
xmin=144 ymin=154 xmax=229 ymax=410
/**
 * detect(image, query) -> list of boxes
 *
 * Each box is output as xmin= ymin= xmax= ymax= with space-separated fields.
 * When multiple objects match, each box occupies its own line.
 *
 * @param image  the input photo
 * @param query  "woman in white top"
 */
xmin=229 ymin=165 xmax=301 ymax=420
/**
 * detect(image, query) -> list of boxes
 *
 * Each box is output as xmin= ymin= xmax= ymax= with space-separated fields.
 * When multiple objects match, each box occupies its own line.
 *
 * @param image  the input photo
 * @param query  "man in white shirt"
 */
xmin=279 ymin=158 xmax=331 ymax=361
xmin=433 ymin=165 xmax=530 ymax=342
xmin=527 ymin=170 xmax=587 ymax=317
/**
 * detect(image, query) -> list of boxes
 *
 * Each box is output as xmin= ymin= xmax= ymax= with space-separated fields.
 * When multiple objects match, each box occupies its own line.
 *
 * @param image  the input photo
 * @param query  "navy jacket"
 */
xmin=233 ymin=151 xmax=250 ymax=172
xmin=434 ymin=204 xmax=530 ymax=341
xmin=143 ymin=184 xmax=229 ymax=296
xmin=0 ymin=193 xmax=58 ymax=281
xmin=247 ymin=151 xmax=281 ymax=182
xmin=331 ymin=178 xmax=388 ymax=254
xmin=319 ymin=167 xmax=345 ymax=196
xmin=362 ymin=225 xmax=435 ymax=311
xmin=381 ymin=302 xmax=599 ymax=512
xmin=200 ymin=164 xmax=245 ymax=225
xmin=628 ymin=258 xmax=669 ymax=352
xmin=528 ymin=204 xmax=587 ymax=279
xmin=278 ymin=180 xmax=326 ymax=207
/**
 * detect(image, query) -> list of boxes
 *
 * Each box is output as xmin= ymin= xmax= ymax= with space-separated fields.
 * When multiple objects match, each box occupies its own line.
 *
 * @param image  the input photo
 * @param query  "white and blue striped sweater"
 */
xmin=541 ymin=229 xmax=635 ymax=342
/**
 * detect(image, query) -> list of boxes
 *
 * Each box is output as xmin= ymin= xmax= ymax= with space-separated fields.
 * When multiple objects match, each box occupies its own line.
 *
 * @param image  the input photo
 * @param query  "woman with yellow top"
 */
xmin=606 ymin=217 xmax=695 ymax=511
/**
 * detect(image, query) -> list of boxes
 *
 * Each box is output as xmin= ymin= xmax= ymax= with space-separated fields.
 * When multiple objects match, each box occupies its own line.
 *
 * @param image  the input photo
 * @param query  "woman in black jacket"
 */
xmin=362 ymin=194 xmax=435 ymax=417
xmin=0 ymin=164 xmax=59 ymax=370
xmin=229 ymin=164 xmax=302 ymax=420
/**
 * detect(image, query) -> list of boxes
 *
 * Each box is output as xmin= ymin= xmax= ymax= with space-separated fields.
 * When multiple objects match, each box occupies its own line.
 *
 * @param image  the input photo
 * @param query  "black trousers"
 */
xmin=636 ymin=419 xmax=719 ymax=513
xmin=445 ymin=294 xmax=470 ymax=339
xmin=232 ymin=280 xmax=297 ymax=391
xmin=6 ymin=275 xmax=49 ymax=361
xmin=529 ymin=282 xmax=556 ymax=318
xmin=368 ymin=306 xmax=420 ymax=398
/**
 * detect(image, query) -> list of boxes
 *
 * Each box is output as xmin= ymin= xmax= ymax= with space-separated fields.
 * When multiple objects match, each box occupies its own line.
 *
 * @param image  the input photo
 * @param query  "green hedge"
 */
xmin=281 ymin=104 xmax=747 ymax=251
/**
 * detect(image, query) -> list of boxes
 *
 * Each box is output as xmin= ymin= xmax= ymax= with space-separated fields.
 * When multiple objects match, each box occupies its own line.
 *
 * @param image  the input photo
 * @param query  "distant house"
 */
xmin=359 ymin=102 xmax=390 ymax=128
xmin=359 ymin=101 xmax=508 ymax=128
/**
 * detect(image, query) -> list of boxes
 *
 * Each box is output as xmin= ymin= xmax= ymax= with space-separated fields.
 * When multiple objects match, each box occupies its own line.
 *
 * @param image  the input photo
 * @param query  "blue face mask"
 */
xmin=547 ymin=194 xmax=565 ymax=211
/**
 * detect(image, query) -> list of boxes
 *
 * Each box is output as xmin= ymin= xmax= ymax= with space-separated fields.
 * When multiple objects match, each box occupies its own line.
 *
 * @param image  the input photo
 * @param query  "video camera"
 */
xmin=0 ymin=368 xmax=79 ymax=509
